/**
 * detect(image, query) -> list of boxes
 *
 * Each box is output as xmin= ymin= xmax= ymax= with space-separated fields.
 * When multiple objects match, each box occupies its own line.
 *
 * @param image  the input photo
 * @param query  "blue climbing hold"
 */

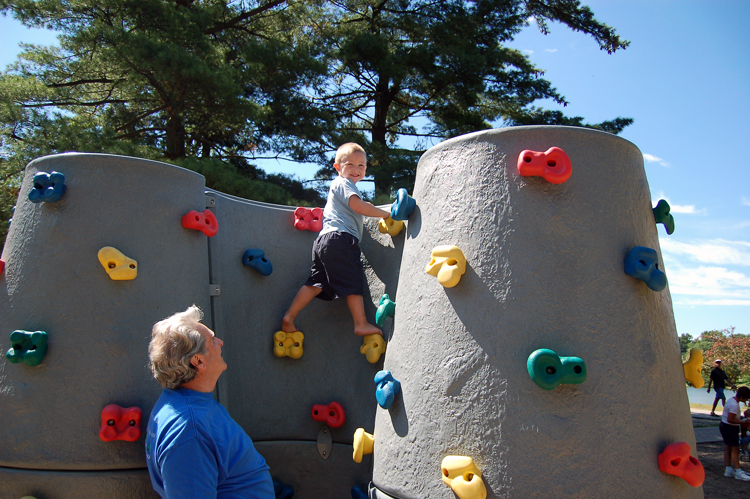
xmin=273 ymin=480 xmax=294 ymax=499
xmin=652 ymin=199 xmax=675 ymax=235
xmin=6 ymin=330 xmax=48 ymax=367
xmin=527 ymin=348 xmax=586 ymax=391
xmin=242 ymin=249 xmax=273 ymax=276
xmin=375 ymin=294 xmax=396 ymax=327
xmin=374 ymin=370 xmax=401 ymax=410
xmin=624 ymin=246 xmax=667 ymax=291
xmin=390 ymin=188 xmax=416 ymax=221
xmin=351 ymin=485 xmax=368 ymax=499
xmin=28 ymin=171 xmax=67 ymax=204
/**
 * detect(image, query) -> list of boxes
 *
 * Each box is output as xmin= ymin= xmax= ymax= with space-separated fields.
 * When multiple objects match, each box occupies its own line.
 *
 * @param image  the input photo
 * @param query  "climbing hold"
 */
xmin=0 ymin=259 xmax=4 ymax=274
xmin=441 ymin=456 xmax=487 ymax=499
xmin=351 ymin=485 xmax=368 ymax=499
xmin=378 ymin=216 xmax=405 ymax=237
xmin=683 ymin=348 xmax=704 ymax=388
xmin=311 ymin=401 xmax=346 ymax=428
xmin=352 ymin=428 xmax=374 ymax=463
xmin=294 ymin=207 xmax=323 ymax=232
xmin=242 ymin=249 xmax=273 ymax=276
xmin=98 ymin=246 xmax=138 ymax=281
xmin=653 ymin=199 xmax=675 ymax=235
xmin=374 ymin=370 xmax=401 ymax=410
xmin=181 ymin=209 xmax=218 ymax=237
xmin=360 ymin=334 xmax=386 ymax=364
xmin=390 ymin=188 xmax=416 ymax=221
xmin=5 ymin=330 xmax=48 ymax=367
xmin=273 ymin=331 xmax=304 ymax=359
xmin=658 ymin=442 xmax=704 ymax=487
xmin=425 ymin=245 xmax=467 ymax=288
xmin=527 ymin=348 xmax=587 ymax=391
xmin=375 ymin=294 xmax=396 ymax=328
xmin=99 ymin=404 xmax=142 ymax=442
xmin=624 ymin=246 xmax=667 ymax=292
xmin=273 ymin=480 xmax=294 ymax=499
xmin=28 ymin=171 xmax=67 ymax=203
xmin=516 ymin=147 xmax=572 ymax=184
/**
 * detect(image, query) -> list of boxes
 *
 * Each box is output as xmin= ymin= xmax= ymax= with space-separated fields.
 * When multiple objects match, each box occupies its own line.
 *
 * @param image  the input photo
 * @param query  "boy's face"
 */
xmin=334 ymin=151 xmax=367 ymax=183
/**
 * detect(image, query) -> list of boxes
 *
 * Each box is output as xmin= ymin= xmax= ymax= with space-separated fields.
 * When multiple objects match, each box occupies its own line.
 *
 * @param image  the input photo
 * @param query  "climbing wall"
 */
xmin=1 ymin=125 xmax=702 ymax=498
xmin=0 ymin=153 xmax=210 ymax=497
xmin=368 ymin=126 xmax=702 ymax=498
xmin=206 ymin=191 xmax=402 ymax=497
xmin=0 ymin=152 xmax=402 ymax=498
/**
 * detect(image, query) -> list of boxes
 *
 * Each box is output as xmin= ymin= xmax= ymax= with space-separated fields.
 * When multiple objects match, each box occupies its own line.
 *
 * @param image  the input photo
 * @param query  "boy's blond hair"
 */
xmin=335 ymin=143 xmax=366 ymax=165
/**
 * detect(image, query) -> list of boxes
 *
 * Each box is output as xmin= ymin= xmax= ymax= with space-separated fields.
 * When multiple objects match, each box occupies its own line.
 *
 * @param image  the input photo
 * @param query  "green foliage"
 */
xmin=315 ymin=0 xmax=633 ymax=196
xmin=700 ymin=327 xmax=750 ymax=385
xmin=0 ymin=0 xmax=635 ymax=248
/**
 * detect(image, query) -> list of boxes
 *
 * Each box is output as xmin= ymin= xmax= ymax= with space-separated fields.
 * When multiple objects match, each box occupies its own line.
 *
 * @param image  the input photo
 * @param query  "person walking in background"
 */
xmin=708 ymin=359 xmax=737 ymax=417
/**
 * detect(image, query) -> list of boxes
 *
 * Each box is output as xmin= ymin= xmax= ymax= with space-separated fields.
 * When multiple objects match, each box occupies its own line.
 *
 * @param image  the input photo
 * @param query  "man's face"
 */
xmin=335 ymin=151 xmax=367 ymax=183
xmin=195 ymin=322 xmax=227 ymax=379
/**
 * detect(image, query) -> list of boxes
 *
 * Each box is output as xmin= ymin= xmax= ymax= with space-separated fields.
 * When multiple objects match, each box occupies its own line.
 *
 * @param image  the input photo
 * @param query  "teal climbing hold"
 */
xmin=652 ymin=199 xmax=675 ymax=235
xmin=6 ymin=330 xmax=48 ymax=366
xmin=375 ymin=294 xmax=395 ymax=327
xmin=527 ymin=348 xmax=586 ymax=391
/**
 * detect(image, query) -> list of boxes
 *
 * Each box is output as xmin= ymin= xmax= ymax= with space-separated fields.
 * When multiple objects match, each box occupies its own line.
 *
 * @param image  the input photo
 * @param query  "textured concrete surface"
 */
xmin=0 ymin=153 xmax=400 ymax=498
xmin=0 ymin=153 xmax=211 ymax=471
xmin=370 ymin=126 xmax=702 ymax=498
xmin=1 ymin=126 xmax=699 ymax=498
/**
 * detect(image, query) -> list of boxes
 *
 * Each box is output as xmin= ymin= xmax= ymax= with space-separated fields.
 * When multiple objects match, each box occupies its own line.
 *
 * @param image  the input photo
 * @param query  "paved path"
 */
xmin=692 ymin=411 xmax=723 ymax=443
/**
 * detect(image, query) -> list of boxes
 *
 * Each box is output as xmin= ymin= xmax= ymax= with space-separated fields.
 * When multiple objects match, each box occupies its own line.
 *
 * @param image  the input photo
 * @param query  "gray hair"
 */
xmin=148 ymin=305 xmax=207 ymax=389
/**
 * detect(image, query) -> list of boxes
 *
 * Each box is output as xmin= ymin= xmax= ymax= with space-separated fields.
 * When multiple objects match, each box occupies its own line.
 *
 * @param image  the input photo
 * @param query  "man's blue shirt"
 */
xmin=146 ymin=388 xmax=274 ymax=498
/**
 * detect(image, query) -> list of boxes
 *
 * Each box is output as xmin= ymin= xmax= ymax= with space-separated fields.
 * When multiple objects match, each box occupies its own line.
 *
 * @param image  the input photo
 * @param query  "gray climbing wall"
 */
xmin=370 ymin=126 xmax=702 ymax=498
xmin=207 ymin=191 xmax=402 ymax=496
xmin=0 ymin=152 xmax=403 ymax=498
xmin=0 ymin=153 xmax=211 ymax=497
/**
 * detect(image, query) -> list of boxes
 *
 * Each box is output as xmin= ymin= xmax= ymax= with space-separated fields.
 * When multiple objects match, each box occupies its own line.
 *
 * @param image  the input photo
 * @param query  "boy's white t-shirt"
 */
xmin=320 ymin=176 xmax=364 ymax=241
xmin=722 ymin=396 xmax=741 ymax=425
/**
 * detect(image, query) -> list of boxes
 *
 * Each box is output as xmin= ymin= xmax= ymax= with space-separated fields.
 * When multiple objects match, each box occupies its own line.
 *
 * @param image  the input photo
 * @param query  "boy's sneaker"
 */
xmin=735 ymin=469 xmax=750 ymax=481
xmin=725 ymin=467 xmax=736 ymax=477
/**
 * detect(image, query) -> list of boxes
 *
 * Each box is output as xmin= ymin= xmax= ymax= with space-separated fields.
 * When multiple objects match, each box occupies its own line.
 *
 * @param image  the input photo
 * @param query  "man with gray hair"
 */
xmin=145 ymin=305 xmax=274 ymax=498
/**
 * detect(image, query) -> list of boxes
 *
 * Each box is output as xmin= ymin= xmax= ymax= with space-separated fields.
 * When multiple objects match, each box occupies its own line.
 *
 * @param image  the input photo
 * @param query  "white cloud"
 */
xmin=660 ymin=239 xmax=750 ymax=267
xmin=643 ymin=153 xmax=670 ymax=167
xmin=659 ymin=238 xmax=750 ymax=305
xmin=545 ymin=49 xmax=558 ymax=53
xmin=523 ymin=49 xmax=534 ymax=55
xmin=742 ymin=196 xmax=750 ymax=207
xmin=652 ymin=194 xmax=704 ymax=215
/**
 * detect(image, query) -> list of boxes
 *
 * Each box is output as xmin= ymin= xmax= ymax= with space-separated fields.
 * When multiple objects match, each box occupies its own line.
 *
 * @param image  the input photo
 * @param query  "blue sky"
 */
xmin=2 ymin=1 xmax=748 ymax=339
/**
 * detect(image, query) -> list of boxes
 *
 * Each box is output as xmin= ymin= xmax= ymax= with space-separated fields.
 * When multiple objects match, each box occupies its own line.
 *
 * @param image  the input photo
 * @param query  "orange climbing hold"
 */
xmin=182 ymin=209 xmax=218 ymax=237
xmin=658 ymin=442 xmax=704 ymax=487
xmin=99 ymin=404 xmax=142 ymax=442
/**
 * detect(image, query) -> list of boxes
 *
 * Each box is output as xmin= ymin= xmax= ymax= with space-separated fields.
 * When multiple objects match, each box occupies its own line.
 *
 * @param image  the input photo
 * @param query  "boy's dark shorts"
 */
xmin=305 ymin=231 xmax=363 ymax=301
xmin=720 ymin=422 xmax=740 ymax=447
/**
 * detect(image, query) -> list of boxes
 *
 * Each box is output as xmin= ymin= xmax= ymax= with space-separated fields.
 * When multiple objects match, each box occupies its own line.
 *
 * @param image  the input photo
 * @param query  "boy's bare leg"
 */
xmin=347 ymin=294 xmax=382 ymax=336
xmin=282 ymin=285 xmax=322 ymax=332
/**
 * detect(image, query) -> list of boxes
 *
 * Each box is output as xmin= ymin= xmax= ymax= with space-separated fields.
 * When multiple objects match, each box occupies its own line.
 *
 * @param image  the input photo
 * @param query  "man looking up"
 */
xmin=146 ymin=305 xmax=274 ymax=498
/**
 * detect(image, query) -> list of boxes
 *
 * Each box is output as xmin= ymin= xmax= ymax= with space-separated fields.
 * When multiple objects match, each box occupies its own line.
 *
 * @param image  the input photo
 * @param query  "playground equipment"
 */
xmin=0 ymin=126 xmax=700 ymax=498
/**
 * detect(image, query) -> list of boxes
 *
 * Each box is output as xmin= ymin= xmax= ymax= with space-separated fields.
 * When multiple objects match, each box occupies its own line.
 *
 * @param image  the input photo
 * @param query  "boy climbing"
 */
xmin=282 ymin=143 xmax=391 ymax=337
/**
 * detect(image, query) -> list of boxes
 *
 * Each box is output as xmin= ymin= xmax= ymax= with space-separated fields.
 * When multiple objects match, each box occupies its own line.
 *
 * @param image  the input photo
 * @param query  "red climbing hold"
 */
xmin=658 ymin=442 xmax=704 ymax=487
xmin=294 ymin=207 xmax=323 ymax=232
xmin=311 ymin=401 xmax=346 ymax=428
xmin=182 ymin=209 xmax=219 ymax=237
xmin=99 ymin=404 xmax=143 ymax=442
xmin=517 ymin=147 xmax=572 ymax=184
